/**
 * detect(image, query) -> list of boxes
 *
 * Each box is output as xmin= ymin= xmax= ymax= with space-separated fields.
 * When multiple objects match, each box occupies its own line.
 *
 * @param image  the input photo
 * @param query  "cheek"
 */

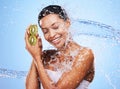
xmin=44 ymin=34 xmax=49 ymax=41
xmin=63 ymin=30 xmax=69 ymax=40
xmin=61 ymin=29 xmax=68 ymax=37
xmin=61 ymin=25 xmax=69 ymax=34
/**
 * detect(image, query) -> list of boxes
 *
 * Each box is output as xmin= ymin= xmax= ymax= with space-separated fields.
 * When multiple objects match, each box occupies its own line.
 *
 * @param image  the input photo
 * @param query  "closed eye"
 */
xmin=51 ymin=23 xmax=59 ymax=30
xmin=42 ymin=28 xmax=48 ymax=34
xmin=52 ymin=26 xmax=59 ymax=30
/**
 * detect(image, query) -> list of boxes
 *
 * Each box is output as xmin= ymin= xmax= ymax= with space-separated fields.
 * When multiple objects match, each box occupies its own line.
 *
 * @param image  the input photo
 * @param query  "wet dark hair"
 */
xmin=38 ymin=5 xmax=69 ymax=26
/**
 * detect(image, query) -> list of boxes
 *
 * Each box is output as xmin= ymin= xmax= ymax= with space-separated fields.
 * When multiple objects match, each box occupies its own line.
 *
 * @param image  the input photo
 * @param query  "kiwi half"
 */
xmin=29 ymin=25 xmax=38 ymax=46
xmin=29 ymin=35 xmax=37 ymax=46
xmin=29 ymin=25 xmax=38 ymax=35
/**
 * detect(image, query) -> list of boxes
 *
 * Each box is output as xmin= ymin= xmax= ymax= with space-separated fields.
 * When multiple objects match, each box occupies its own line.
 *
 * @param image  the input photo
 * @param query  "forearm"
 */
xmin=56 ymin=61 xmax=92 ymax=89
xmin=84 ymin=64 xmax=95 ymax=82
xmin=56 ymin=49 xmax=94 ymax=89
xmin=26 ymin=61 xmax=40 ymax=89
xmin=34 ymin=56 xmax=57 ymax=89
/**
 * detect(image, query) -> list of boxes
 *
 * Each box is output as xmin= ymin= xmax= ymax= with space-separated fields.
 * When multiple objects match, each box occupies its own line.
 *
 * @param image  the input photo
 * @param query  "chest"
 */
xmin=44 ymin=53 xmax=75 ymax=72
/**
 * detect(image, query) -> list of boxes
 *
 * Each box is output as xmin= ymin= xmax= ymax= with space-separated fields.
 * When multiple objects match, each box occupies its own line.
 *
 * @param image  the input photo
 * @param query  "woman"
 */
xmin=25 ymin=5 xmax=94 ymax=89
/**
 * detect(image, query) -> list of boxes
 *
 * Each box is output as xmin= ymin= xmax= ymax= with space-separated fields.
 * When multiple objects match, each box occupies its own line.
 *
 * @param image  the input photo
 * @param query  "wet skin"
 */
xmin=25 ymin=14 xmax=94 ymax=89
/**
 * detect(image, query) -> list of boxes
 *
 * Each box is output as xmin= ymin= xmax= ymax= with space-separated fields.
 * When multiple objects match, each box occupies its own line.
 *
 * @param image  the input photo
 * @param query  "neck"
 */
xmin=58 ymin=40 xmax=75 ymax=55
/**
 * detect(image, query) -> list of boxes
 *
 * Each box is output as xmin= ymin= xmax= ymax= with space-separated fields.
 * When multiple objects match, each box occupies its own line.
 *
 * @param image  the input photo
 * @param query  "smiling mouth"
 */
xmin=51 ymin=37 xmax=61 ymax=45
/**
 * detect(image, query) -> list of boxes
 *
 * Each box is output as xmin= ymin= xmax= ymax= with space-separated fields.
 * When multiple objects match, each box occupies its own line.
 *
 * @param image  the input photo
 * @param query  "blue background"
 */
xmin=0 ymin=0 xmax=120 ymax=89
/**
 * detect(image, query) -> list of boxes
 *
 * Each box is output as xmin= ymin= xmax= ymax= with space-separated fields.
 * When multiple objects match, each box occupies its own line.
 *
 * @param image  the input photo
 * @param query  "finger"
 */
xmin=36 ymin=33 xmax=39 ymax=38
xmin=26 ymin=25 xmax=31 ymax=35
xmin=25 ymin=30 xmax=31 ymax=48
xmin=37 ymin=36 xmax=42 ymax=48
xmin=24 ymin=25 xmax=31 ymax=39
xmin=25 ymin=25 xmax=32 ymax=42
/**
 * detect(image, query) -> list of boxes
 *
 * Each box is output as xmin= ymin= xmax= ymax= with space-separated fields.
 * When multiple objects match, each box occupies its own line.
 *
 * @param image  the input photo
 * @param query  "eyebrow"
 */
xmin=51 ymin=22 xmax=57 ymax=26
xmin=41 ymin=22 xmax=58 ymax=29
xmin=40 ymin=25 xmax=47 ymax=29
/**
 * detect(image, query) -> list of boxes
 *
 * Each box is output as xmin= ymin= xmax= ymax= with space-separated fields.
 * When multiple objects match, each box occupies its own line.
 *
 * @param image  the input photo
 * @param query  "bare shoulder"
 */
xmin=70 ymin=42 xmax=94 ymax=61
xmin=80 ymin=47 xmax=94 ymax=56
xmin=71 ymin=42 xmax=94 ymax=56
xmin=73 ymin=45 xmax=94 ymax=64
xmin=79 ymin=47 xmax=95 ymax=82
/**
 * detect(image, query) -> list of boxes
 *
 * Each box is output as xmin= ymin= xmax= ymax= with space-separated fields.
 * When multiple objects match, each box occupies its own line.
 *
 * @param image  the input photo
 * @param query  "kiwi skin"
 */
xmin=29 ymin=25 xmax=38 ymax=46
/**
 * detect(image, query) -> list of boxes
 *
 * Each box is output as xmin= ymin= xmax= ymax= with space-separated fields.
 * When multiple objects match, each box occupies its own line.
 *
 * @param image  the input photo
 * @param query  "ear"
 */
xmin=65 ymin=19 xmax=71 ymax=28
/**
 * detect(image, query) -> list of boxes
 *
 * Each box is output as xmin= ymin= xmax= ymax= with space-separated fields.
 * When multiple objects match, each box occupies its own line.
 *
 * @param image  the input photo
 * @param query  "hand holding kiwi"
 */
xmin=25 ymin=24 xmax=43 ymax=60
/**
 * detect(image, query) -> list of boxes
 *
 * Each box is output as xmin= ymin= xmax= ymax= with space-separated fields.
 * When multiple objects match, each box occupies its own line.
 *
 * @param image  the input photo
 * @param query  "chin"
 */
xmin=54 ymin=42 xmax=65 ymax=50
xmin=49 ymin=39 xmax=66 ymax=49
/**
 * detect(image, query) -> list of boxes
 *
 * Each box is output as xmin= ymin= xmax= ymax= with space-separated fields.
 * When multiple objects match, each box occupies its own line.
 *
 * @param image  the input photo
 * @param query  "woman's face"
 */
xmin=39 ymin=14 xmax=70 ymax=49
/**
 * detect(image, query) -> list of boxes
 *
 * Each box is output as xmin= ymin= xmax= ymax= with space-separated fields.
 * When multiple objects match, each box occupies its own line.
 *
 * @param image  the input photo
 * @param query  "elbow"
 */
xmin=89 ymin=49 xmax=94 ymax=65
xmin=25 ymin=75 xmax=29 ymax=89
xmin=85 ymin=49 xmax=95 ymax=82
xmin=25 ymin=74 xmax=32 ymax=89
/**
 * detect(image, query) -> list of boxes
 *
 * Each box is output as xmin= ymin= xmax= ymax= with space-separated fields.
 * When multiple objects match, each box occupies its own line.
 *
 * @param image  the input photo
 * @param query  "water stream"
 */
xmin=0 ymin=19 xmax=120 ymax=89
xmin=0 ymin=0 xmax=120 ymax=88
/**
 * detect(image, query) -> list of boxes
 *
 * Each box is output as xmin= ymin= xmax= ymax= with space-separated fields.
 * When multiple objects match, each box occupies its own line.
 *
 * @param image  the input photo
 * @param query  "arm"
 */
xmin=25 ymin=28 xmax=57 ymax=89
xmin=84 ymin=64 xmax=95 ymax=82
xmin=33 ymin=48 xmax=94 ymax=89
xmin=26 ymin=60 xmax=40 ymax=89
xmin=56 ymin=48 xmax=94 ymax=89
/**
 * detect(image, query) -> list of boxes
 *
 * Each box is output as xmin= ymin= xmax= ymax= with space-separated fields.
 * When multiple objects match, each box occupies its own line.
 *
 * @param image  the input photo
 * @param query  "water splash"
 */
xmin=0 ymin=68 xmax=27 ymax=78
xmin=71 ymin=19 xmax=120 ymax=43
xmin=105 ymin=74 xmax=116 ymax=89
xmin=0 ymin=19 xmax=120 ymax=89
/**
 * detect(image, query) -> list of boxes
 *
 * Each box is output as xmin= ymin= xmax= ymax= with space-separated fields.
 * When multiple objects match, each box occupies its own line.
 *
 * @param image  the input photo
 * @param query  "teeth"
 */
xmin=52 ymin=37 xmax=60 ymax=44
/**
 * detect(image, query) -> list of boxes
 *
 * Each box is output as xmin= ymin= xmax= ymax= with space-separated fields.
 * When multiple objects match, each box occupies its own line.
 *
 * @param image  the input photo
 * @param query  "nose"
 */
xmin=49 ymin=29 xmax=56 ymax=39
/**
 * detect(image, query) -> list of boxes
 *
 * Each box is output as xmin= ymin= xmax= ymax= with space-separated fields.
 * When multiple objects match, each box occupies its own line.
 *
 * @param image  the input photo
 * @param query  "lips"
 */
xmin=51 ymin=37 xmax=61 ymax=45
